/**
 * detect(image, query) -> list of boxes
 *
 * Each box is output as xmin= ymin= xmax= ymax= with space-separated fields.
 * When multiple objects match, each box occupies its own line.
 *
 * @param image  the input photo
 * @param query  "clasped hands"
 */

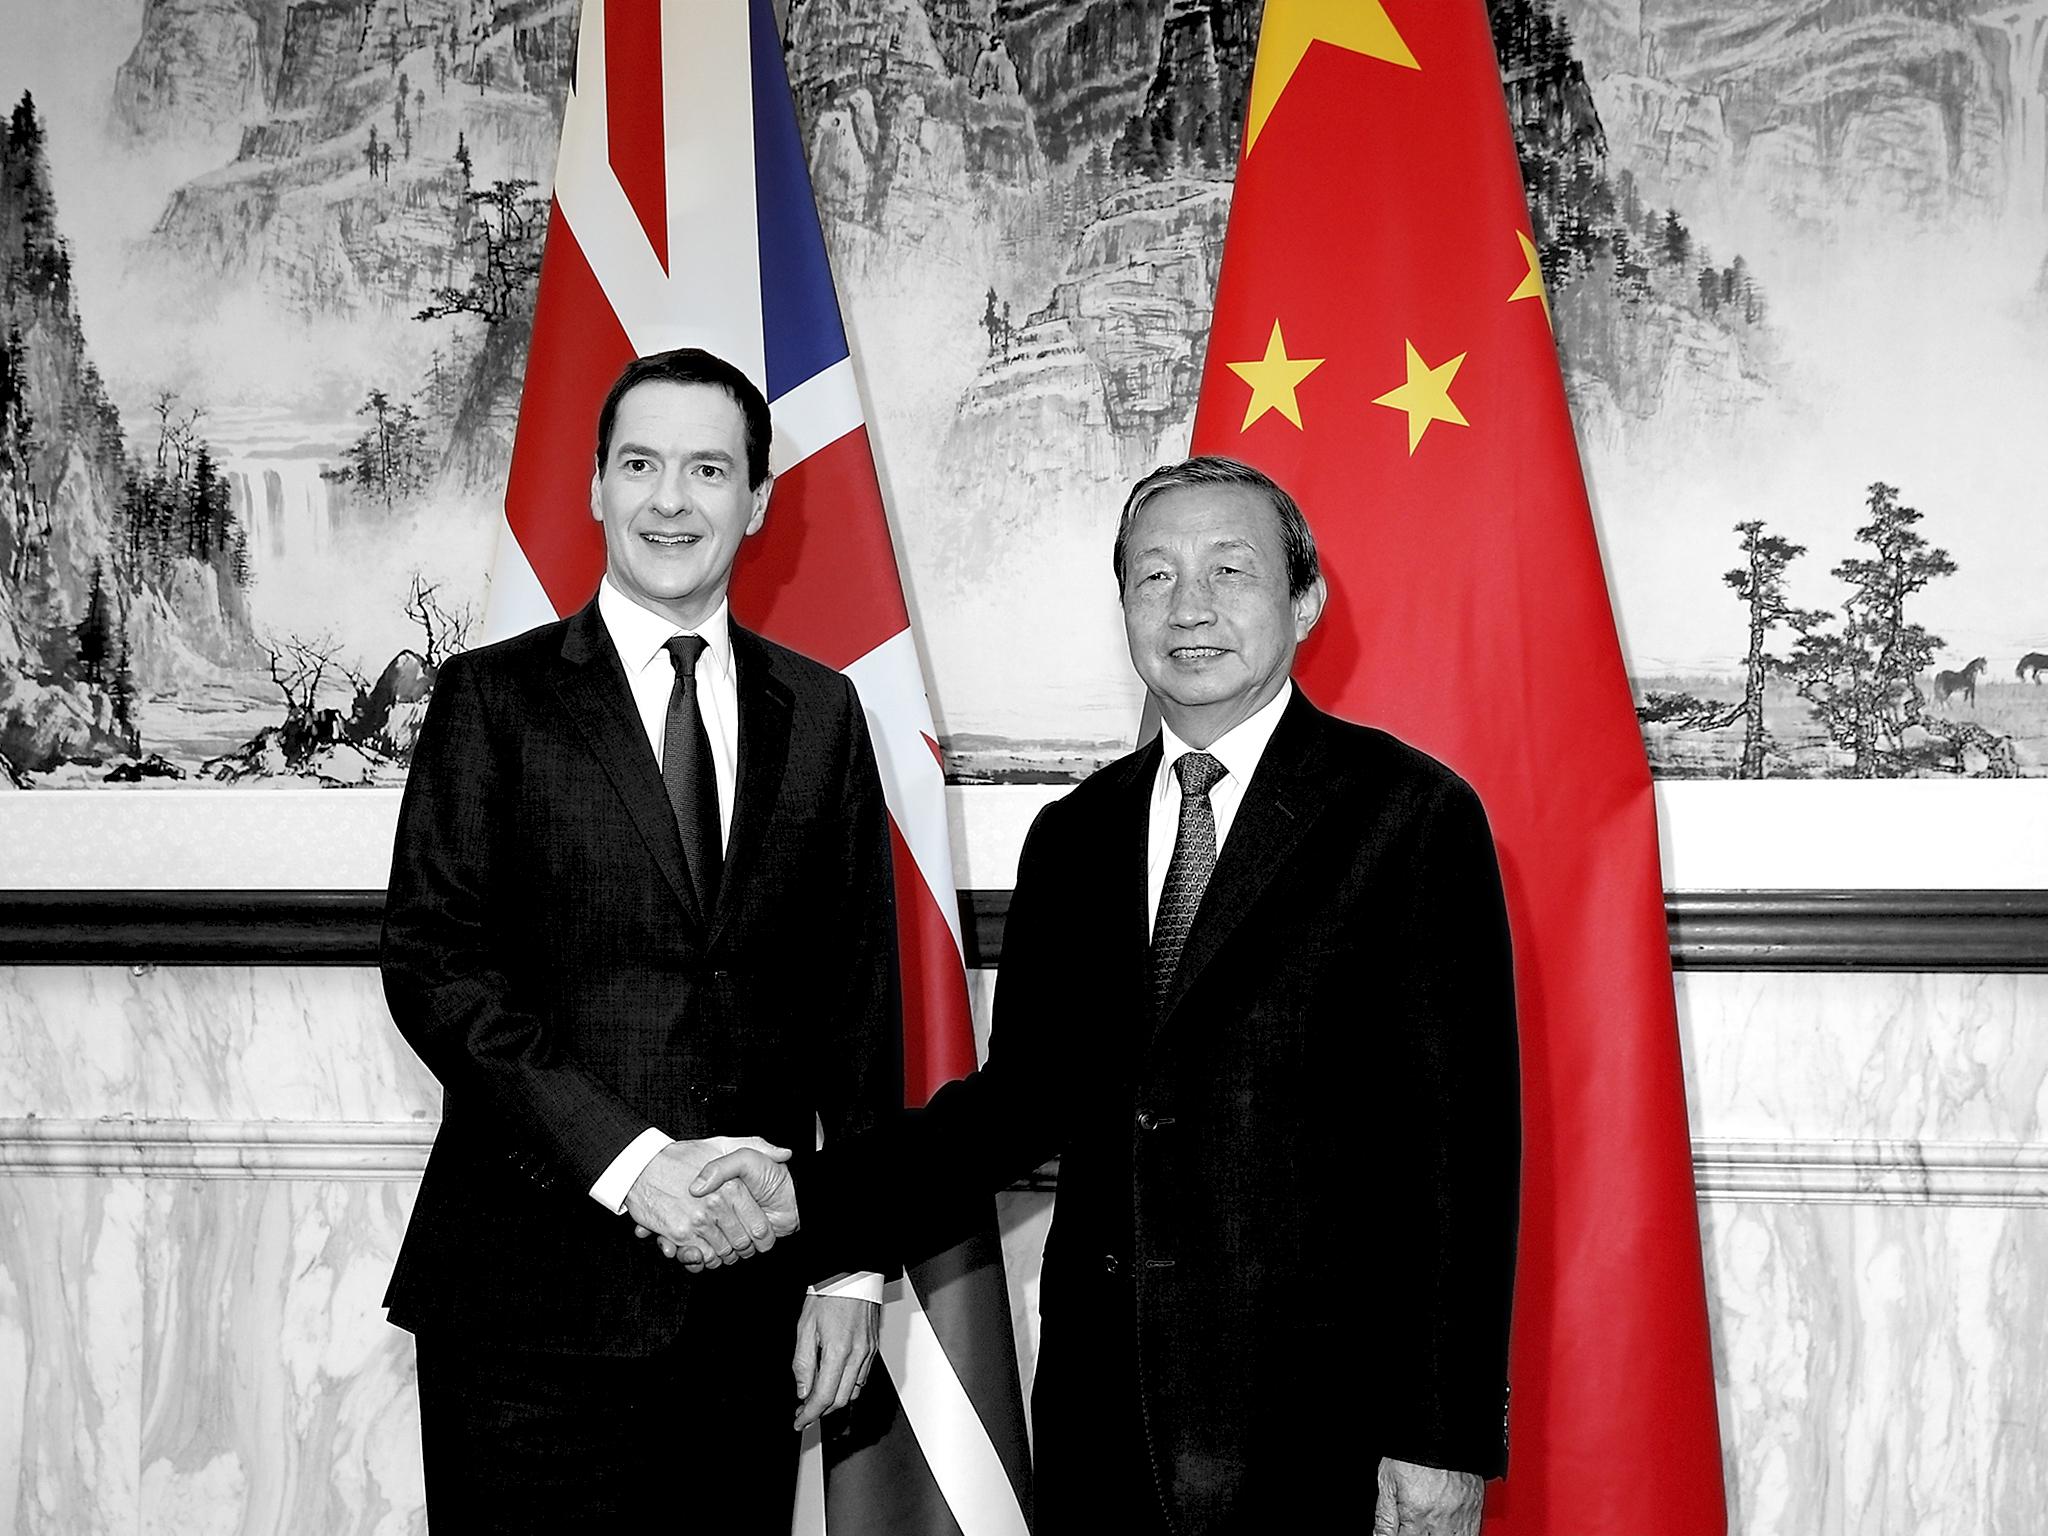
xmin=625 ymin=1141 xmax=871 ymax=1429
xmin=624 ymin=1137 xmax=800 ymax=1270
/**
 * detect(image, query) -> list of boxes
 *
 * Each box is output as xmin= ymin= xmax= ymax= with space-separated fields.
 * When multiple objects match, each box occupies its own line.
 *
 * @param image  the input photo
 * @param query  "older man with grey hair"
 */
xmin=698 ymin=455 xmax=1522 ymax=1536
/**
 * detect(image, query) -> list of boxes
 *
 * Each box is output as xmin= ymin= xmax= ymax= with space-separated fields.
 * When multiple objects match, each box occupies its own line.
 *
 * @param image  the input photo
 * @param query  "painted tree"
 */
xmin=0 ymin=322 xmax=37 ymax=586
xmin=73 ymin=560 xmax=113 ymax=685
xmin=1696 ymin=262 xmax=1720 ymax=314
xmin=3 ymin=94 xmax=72 ymax=304
xmin=1723 ymin=520 xmax=1822 ymax=778
xmin=414 ymin=177 xmax=548 ymax=324
xmin=265 ymin=632 xmax=342 ymax=737
xmin=337 ymin=388 xmax=431 ymax=503
xmin=1660 ymin=207 xmax=1690 ymax=269
xmin=403 ymin=572 xmax=474 ymax=667
xmin=109 ymin=619 xmax=138 ymax=748
xmin=1787 ymin=482 xmax=1956 ymax=776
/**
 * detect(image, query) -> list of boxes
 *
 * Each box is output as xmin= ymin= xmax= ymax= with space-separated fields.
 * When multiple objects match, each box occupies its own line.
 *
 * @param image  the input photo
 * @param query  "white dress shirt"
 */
xmin=1146 ymin=681 xmax=1294 ymax=934
xmin=586 ymin=579 xmax=879 ymax=1301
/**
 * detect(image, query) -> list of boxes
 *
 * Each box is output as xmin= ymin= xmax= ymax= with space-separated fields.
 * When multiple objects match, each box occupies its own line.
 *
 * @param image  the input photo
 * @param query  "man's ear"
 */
xmin=746 ymin=474 xmax=773 ymax=537
xmin=1293 ymin=573 xmax=1328 ymax=640
xmin=589 ymin=468 xmax=603 ymax=522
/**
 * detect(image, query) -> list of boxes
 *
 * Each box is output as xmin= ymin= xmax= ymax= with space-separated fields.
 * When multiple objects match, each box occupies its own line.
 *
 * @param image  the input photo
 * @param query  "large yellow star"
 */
xmin=1245 ymin=0 xmax=1418 ymax=154
xmin=1509 ymin=230 xmax=1552 ymax=333
xmin=1373 ymin=340 xmax=1470 ymax=454
xmin=1225 ymin=321 xmax=1326 ymax=430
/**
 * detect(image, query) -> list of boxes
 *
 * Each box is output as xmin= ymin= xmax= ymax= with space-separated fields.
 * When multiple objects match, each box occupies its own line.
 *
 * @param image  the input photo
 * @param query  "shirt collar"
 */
xmin=597 ymin=576 xmax=735 ymax=683
xmin=1155 ymin=680 xmax=1293 ymax=797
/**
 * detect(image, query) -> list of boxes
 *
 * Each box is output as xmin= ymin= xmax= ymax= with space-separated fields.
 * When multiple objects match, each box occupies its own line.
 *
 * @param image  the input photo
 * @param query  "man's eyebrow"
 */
xmin=1130 ymin=535 xmax=1263 ymax=561
xmin=608 ymin=442 xmax=738 ymax=464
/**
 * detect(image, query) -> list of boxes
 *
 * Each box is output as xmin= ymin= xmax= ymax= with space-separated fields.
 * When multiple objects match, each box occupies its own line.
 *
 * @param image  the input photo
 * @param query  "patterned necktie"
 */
xmin=1149 ymin=750 xmax=1227 ymax=1015
xmin=662 ymin=634 xmax=722 ymax=918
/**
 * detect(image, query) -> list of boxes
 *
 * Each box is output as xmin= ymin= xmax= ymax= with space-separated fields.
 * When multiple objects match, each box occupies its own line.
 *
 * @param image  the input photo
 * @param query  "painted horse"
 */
xmin=1934 ymin=657 xmax=1987 ymax=707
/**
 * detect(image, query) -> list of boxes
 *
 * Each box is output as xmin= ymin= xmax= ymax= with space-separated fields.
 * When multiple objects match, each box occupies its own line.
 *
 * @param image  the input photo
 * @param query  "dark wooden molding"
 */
xmin=1664 ymin=890 xmax=2048 ymax=972
xmin=0 ymin=891 xmax=385 ymax=966
xmin=1 ymin=888 xmax=2045 ymax=970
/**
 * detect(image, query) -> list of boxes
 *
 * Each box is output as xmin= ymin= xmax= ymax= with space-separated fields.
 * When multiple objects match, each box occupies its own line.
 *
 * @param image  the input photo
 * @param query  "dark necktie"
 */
xmin=662 ymin=634 xmax=722 ymax=918
xmin=1149 ymin=750 xmax=1227 ymax=1015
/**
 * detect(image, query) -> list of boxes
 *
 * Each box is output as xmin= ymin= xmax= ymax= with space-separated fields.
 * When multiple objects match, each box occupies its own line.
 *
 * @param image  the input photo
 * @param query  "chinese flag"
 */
xmin=1190 ymin=3 xmax=1725 ymax=1532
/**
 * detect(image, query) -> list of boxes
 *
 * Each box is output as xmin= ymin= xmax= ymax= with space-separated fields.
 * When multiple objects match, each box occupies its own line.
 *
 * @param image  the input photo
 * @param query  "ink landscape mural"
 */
xmin=0 ymin=0 xmax=567 ymax=790
xmin=2 ymin=0 xmax=2046 ymax=789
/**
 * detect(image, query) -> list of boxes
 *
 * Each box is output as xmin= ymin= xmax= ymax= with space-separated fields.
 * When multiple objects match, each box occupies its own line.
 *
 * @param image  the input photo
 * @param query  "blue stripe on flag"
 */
xmin=750 ymin=0 xmax=849 ymax=401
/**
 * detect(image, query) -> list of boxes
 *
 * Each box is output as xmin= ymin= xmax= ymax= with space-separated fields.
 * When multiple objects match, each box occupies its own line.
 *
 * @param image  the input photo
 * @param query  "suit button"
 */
xmin=1102 ymin=1253 xmax=1122 ymax=1277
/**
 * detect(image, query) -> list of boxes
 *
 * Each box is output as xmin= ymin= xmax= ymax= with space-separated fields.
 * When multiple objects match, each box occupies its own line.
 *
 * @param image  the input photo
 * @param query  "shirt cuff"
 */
xmin=589 ymin=1128 xmax=674 ymax=1214
xmin=808 ymin=1271 xmax=885 ymax=1304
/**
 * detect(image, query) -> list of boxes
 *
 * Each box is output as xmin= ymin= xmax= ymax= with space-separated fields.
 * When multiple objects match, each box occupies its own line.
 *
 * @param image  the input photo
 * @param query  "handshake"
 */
xmin=624 ymin=1137 xmax=801 ymax=1272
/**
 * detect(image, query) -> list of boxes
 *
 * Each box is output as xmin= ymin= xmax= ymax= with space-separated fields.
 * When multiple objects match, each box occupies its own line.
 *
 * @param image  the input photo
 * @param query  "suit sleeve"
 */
xmin=379 ymin=652 xmax=651 ymax=1190
xmin=1373 ymin=776 xmax=1521 ymax=1479
xmin=794 ymin=798 xmax=1070 ymax=1275
xmin=805 ymin=677 xmax=903 ymax=1153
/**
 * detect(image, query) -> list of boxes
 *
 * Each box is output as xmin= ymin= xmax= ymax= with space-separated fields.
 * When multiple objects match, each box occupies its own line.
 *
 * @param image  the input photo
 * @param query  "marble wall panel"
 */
xmin=139 ymin=1179 xmax=421 ymax=1536
xmin=0 ymin=970 xmax=146 ymax=1125
xmin=0 ymin=1172 xmax=426 ymax=1536
xmin=0 ymin=1178 xmax=144 ymax=1535
xmin=10 ymin=965 xmax=2041 ymax=1159
xmin=0 ymin=968 xmax=438 ymax=1125
xmin=1704 ymin=1200 xmax=2048 ymax=1536
xmin=1676 ymin=972 xmax=2048 ymax=1145
xmin=6 ymin=959 xmax=2048 ymax=1535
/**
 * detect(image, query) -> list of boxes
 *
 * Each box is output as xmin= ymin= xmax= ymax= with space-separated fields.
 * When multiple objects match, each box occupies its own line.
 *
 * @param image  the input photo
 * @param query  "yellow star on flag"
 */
xmin=1244 ymin=0 xmax=1419 ymax=154
xmin=1510 ymin=230 xmax=1552 ymax=333
xmin=1373 ymin=340 xmax=1470 ymax=454
xmin=1225 ymin=321 xmax=1326 ymax=431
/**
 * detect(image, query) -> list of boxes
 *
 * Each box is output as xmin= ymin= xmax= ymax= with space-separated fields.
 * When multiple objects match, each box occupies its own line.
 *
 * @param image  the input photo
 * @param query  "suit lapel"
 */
xmin=551 ymin=599 xmax=701 ymax=923
xmin=713 ymin=626 xmax=794 ymax=945
xmin=1155 ymin=690 xmax=1336 ymax=1030
xmin=1122 ymin=735 xmax=1163 ymax=971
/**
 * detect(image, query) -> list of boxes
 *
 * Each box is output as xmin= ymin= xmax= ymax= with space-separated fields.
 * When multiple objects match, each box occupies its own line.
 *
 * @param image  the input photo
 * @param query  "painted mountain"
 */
xmin=6 ymin=0 xmax=2045 ymax=788
xmin=788 ymin=0 xmax=2048 ymax=778
xmin=1557 ymin=0 xmax=2048 ymax=777
xmin=1 ymin=0 xmax=574 ymax=788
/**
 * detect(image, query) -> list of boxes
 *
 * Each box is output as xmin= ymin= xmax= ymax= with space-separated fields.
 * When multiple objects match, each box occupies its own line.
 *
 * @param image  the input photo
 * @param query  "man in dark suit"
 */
xmin=381 ymin=348 xmax=899 ymax=1530
xmin=698 ymin=456 xmax=1520 ymax=1536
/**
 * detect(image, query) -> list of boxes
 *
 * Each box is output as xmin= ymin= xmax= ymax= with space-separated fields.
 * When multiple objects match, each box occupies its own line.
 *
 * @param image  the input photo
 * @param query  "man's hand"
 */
xmin=624 ymin=1137 xmax=790 ymax=1268
xmin=671 ymin=1145 xmax=801 ymax=1271
xmin=1372 ymin=1457 xmax=1484 ymax=1536
xmin=792 ymin=1294 xmax=881 ymax=1431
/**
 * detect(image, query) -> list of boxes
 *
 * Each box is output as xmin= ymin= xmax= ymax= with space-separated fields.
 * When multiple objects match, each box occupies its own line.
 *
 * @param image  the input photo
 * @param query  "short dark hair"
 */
xmin=1112 ymin=456 xmax=1321 ymax=599
xmin=593 ymin=348 xmax=773 ymax=488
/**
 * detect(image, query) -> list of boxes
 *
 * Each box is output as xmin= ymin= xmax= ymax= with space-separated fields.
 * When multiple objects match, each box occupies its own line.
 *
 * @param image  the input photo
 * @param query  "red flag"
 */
xmin=1190 ymin=2 xmax=1725 ymax=1531
xmin=488 ymin=3 xmax=1030 ymax=1532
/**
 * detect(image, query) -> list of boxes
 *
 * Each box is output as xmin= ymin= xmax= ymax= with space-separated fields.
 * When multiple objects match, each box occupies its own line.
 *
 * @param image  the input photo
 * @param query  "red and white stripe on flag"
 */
xmin=486 ymin=2 xmax=1027 ymax=1532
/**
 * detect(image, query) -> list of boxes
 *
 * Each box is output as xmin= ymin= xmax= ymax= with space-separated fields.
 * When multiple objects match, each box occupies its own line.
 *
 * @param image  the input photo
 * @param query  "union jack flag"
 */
xmin=484 ymin=3 xmax=1033 ymax=1531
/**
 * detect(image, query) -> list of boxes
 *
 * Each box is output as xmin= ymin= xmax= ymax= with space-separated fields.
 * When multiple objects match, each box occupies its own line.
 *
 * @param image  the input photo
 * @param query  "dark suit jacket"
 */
xmin=798 ymin=689 xmax=1518 ymax=1533
xmin=381 ymin=599 xmax=900 ymax=1355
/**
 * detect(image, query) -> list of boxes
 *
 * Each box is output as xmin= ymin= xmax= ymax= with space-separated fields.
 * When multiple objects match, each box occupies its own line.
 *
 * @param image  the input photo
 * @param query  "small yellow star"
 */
xmin=1244 ymin=0 xmax=1418 ymax=155
xmin=1509 ymin=230 xmax=1552 ymax=333
xmin=1373 ymin=340 xmax=1470 ymax=454
xmin=1225 ymin=321 xmax=1326 ymax=431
